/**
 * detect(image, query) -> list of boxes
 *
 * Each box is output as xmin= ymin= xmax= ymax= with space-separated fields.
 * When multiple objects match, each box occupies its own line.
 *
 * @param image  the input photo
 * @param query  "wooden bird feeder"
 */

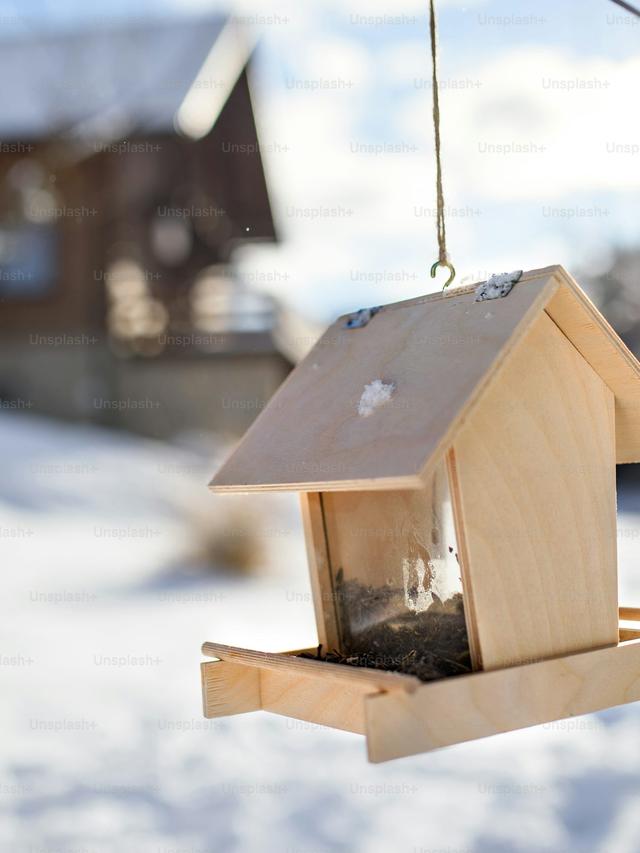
xmin=202 ymin=265 xmax=640 ymax=762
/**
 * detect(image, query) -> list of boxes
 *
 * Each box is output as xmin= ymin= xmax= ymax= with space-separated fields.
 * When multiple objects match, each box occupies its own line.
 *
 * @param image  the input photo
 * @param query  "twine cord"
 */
xmin=428 ymin=0 xmax=455 ymax=289
xmin=426 ymin=0 xmax=633 ymax=291
xmin=609 ymin=0 xmax=640 ymax=18
xmin=429 ymin=0 xmax=447 ymax=267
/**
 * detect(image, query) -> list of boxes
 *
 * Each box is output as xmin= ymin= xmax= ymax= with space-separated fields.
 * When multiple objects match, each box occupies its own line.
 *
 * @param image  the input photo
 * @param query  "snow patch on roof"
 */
xmin=357 ymin=379 xmax=395 ymax=417
xmin=475 ymin=270 xmax=523 ymax=302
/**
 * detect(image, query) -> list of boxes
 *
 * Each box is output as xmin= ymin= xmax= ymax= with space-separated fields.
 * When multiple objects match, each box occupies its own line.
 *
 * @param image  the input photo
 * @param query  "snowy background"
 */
xmin=2 ymin=0 xmax=640 ymax=322
xmin=3 ymin=0 xmax=640 ymax=850
xmin=2 ymin=412 xmax=640 ymax=853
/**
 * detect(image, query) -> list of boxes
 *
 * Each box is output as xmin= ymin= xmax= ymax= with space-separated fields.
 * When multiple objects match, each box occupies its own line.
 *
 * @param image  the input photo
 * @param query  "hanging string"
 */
xmin=428 ymin=0 xmax=455 ymax=289
xmin=609 ymin=0 xmax=640 ymax=17
xmin=429 ymin=0 xmax=446 ymax=265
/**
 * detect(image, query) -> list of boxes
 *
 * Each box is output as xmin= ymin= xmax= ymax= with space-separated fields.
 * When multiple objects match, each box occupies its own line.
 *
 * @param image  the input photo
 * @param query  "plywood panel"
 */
xmin=210 ymin=269 xmax=559 ymax=492
xmin=260 ymin=671 xmax=370 ymax=734
xmin=202 ymin=639 xmax=640 ymax=762
xmin=299 ymin=493 xmax=340 ymax=650
xmin=201 ymin=660 xmax=261 ymax=718
xmin=201 ymin=642 xmax=419 ymax=692
xmin=201 ymin=638 xmax=640 ymax=760
xmin=365 ymin=638 xmax=640 ymax=762
xmin=210 ymin=265 xmax=640 ymax=492
xmin=200 ymin=643 xmax=418 ymax=735
xmin=446 ymin=448 xmax=483 ymax=669
xmin=453 ymin=311 xmax=618 ymax=670
xmin=200 ymin=660 xmax=371 ymax=733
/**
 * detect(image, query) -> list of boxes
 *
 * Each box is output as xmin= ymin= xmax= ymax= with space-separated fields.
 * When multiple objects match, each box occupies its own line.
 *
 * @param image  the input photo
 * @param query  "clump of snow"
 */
xmin=475 ymin=270 xmax=523 ymax=302
xmin=357 ymin=379 xmax=395 ymax=417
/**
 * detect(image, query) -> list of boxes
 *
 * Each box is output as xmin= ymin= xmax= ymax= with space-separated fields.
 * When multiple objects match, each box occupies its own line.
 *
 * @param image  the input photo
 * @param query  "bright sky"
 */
xmin=5 ymin=0 xmax=640 ymax=321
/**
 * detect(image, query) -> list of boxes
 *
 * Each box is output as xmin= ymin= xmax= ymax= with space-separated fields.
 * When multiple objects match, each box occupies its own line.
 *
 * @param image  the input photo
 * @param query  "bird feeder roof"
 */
xmin=210 ymin=265 xmax=640 ymax=493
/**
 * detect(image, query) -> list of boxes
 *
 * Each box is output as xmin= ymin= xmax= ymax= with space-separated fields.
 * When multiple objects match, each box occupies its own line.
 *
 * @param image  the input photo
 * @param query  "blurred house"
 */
xmin=584 ymin=248 xmax=640 ymax=359
xmin=0 ymin=15 xmax=305 ymax=438
xmin=583 ymin=249 xmax=640 ymax=496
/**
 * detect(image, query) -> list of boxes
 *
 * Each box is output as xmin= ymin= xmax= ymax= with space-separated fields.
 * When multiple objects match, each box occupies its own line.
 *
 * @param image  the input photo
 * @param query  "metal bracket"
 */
xmin=344 ymin=306 xmax=381 ymax=329
xmin=475 ymin=270 xmax=523 ymax=302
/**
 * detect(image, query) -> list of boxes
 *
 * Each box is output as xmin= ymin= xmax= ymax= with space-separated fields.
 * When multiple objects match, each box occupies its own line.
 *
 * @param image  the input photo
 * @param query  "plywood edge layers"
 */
xmin=210 ymin=474 xmax=425 ymax=495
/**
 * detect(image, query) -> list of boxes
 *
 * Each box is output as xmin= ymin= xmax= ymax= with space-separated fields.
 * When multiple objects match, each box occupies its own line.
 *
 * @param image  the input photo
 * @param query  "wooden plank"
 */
xmin=201 ymin=644 xmax=416 ymax=735
xmin=619 ymin=628 xmax=640 ymax=642
xmin=201 ymin=660 xmax=261 ymax=718
xmin=453 ymin=310 xmax=618 ymax=670
xmin=299 ymin=493 xmax=340 ymax=650
xmin=210 ymin=269 xmax=559 ymax=492
xmin=200 ymin=654 xmax=386 ymax=733
xmin=620 ymin=606 xmax=640 ymax=622
xmin=210 ymin=264 xmax=640 ymax=491
xmin=260 ymin=670 xmax=370 ymax=733
xmin=201 ymin=642 xmax=420 ymax=693
xmin=446 ymin=448 xmax=482 ymax=670
xmin=545 ymin=267 xmax=640 ymax=464
xmin=365 ymin=638 xmax=640 ymax=762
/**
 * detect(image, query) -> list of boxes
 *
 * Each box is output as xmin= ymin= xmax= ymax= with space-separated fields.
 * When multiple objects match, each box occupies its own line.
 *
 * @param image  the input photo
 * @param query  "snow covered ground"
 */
xmin=2 ymin=412 xmax=640 ymax=853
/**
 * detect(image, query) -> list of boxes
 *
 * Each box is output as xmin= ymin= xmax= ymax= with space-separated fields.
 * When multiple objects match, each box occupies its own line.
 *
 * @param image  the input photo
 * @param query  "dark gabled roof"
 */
xmin=0 ymin=16 xmax=250 ymax=141
xmin=210 ymin=265 xmax=640 ymax=493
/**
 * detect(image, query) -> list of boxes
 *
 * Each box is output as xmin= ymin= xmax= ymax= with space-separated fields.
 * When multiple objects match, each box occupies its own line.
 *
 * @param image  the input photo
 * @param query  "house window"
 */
xmin=0 ymin=223 xmax=57 ymax=297
xmin=0 ymin=159 xmax=59 ymax=298
xmin=190 ymin=267 xmax=275 ymax=333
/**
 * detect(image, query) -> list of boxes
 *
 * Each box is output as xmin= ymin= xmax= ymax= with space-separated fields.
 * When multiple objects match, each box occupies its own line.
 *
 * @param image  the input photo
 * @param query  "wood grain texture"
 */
xmin=620 ymin=607 xmax=640 ymax=622
xmin=545 ymin=267 xmax=640 ymax=463
xmin=201 ymin=642 xmax=420 ymax=692
xmin=260 ymin=670 xmax=371 ymax=733
xmin=203 ymin=636 xmax=640 ymax=758
xmin=209 ymin=269 xmax=558 ymax=492
xmin=446 ymin=448 xmax=483 ymax=670
xmin=201 ymin=660 xmax=261 ymax=718
xmin=209 ymin=265 xmax=640 ymax=492
xmin=453 ymin=311 xmax=618 ymax=670
xmin=299 ymin=493 xmax=340 ymax=650
xmin=619 ymin=628 xmax=640 ymax=642
xmin=200 ymin=659 xmax=373 ymax=732
xmin=365 ymin=638 xmax=640 ymax=762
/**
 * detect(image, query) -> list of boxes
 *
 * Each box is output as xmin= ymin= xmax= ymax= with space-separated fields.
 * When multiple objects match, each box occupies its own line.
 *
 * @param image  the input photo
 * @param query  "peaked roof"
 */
xmin=210 ymin=265 xmax=640 ymax=493
xmin=0 ymin=16 xmax=249 ymax=141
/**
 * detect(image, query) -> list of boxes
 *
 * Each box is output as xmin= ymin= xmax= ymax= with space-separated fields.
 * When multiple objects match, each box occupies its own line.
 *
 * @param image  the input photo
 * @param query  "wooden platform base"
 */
xmin=202 ymin=618 xmax=640 ymax=763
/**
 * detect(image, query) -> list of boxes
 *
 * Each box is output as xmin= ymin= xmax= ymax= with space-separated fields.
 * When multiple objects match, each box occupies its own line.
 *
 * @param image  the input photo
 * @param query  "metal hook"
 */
xmin=430 ymin=260 xmax=456 ymax=291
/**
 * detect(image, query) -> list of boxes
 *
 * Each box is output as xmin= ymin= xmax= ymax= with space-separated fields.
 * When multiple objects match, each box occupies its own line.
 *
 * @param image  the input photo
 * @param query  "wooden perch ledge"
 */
xmin=619 ymin=606 xmax=640 ymax=622
xmin=201 ymin=642 xmax=420 ymax=693
xmin=202 ymin=631 xmax=640 ymax=762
